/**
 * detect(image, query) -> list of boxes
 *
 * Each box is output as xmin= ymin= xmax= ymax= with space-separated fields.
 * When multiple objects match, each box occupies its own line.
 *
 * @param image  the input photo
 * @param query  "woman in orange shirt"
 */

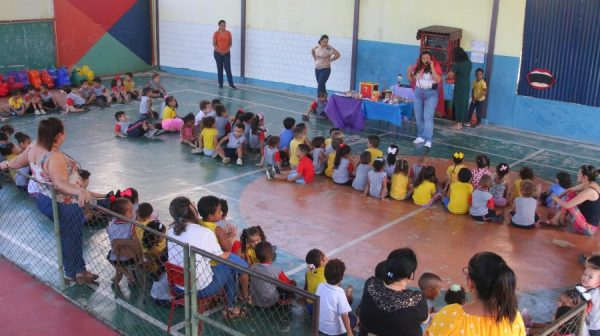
xmin=213 ymin=20 xmax=236 ymax=89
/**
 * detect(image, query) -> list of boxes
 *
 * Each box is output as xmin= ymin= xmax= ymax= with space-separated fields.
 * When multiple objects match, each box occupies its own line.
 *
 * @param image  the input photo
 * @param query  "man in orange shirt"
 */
xmin=213 ymin=20 xmax=236 ymax=89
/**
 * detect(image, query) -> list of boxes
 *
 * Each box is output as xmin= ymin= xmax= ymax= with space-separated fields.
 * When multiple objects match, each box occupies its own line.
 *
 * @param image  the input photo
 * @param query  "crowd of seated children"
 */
xmin=332 ymin=144 xmax=354 ymax=186
xmin=161 ymin=95 xmax=184 ymax=132
xmin=444 ymin=284 xmax=466 ymax=305
xmin=418 ymin=272 xmax=442 ymax=314
xmin=364 ymin=158 xmax=388 ymax=200
xmin=214 ymin=104 xmax=231 ymax=140
xmin=352 ymin=152 xmax=372 ymax=192
xmin=195 ymin=100 xmax=213 ymax=128
xmin=443 ymin=151 xmax=466 ymax=192
xmin=409 ymin=153 xmax=430 ymax=186
xmin=198 ymin=116 xmax=219 ymax=156
xmin=443 ymin=168 xmax=473 ymax=215
xmin=509 ymin=180 xmax=539 ymax=229
xmin=40 ymin=84 xmax=60 ymax=113
xmin=470 ymin=175 xmax=503 ymax=222
xmin=390 ymin=159 xmax=411 ymax=201
xmin=541 ymin=171 xmax=572 ymax=209
xmin=92 ymin=77 xmax=110 ymax=108
xmin=491 ymin=162 xmax=510 ymax=207
xmin=471 ymin=154 xmax=492 ymax=190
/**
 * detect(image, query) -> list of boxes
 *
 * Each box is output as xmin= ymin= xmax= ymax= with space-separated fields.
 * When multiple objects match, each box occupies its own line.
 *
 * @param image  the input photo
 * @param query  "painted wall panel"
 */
xmin=158 ymin=0 xmax=240 ymax=25
xmin=0 ymin=0 xmax=54 ymax=21
xmin=246 ymin=0 xmax=354 ymax=38
xmin=495 ymin=0 xmax=526 ymax=57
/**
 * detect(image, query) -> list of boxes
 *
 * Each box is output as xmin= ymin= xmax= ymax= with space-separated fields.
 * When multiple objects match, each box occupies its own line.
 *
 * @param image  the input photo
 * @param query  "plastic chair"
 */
xmin=111 ymin=238 xmax=149 ymax=304
xmin=165 ymin=262 xmax=223 ymax=334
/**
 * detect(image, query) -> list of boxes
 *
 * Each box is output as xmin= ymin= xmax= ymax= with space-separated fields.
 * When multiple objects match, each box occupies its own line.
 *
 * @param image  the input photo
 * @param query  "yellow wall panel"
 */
xmin=246 ymin=0 xmax=354 ymax=38
xmin=495 ymin=0 xmax=526 ymax=57
xmin=159 ymin=0 xmax=241 ymax=25
xmin=0 ymin=0 xmax=54 ymax=21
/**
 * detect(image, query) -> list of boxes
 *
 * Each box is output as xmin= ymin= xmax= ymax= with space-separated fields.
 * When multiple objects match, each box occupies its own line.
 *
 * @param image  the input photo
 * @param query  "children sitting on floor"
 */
xmin=366 ymin=135 xmax=383 ymax=164
xmin=8 ymin=90 xmax=25 ymax=116
xmin=444 ymin=284 xmax=466 ymax=305
xmin=111 ymin=76 xmax=128 ymax=104
xmin=123 ymin=72 xmax=140 ymax=100
xmin=418 ymin=272 xmax=442 ymax=313
xmin=195 ymin=100 xmax=213 ymax=128
xmin=198 ymin=116 xmax=219 ymax=156
xmin=325 ymin=138 xmax=344 ymax=178
xmin=384 ymin=145 xmax=399 ymax=177
xmin=471 ymin=154 xmax=492 ymax=190
xmin=180 ymin=113 xmax=200 ymax=152
xmin=197 ymin=195 xmax=238 ymax=253
xmin=248 ymin=113 xmax=266 ymax=152
xmin=289 ymin=126 xmax=307 ymax=169
xmin=92 ymin=77 xmax=110 ymax=108
xmin=40 ymin=83 xmax=60 ymax=113
xmin=316 ymin=258 xmax=358 ymax=336
xmin=302 ymin=91 xmax=328 ymax=121
xmin=24 ymin=86 xmax=44 ymax=115
xmin=444 ymin=152 xmax=466 ymax=191
xmin=141 ymin=219 xmax=168 ymax=277
xmin=139 ymin=87 xmax=158 ymax=120
xmin=352 ymin=152 xmax=373 ymax=192
xmin=513 ymin=166 xmax=536 ymax=200
xmin=312 ymin=136 xmax=327 ymax=175
xmin=279 ymin=117 xmax=296 ymax=167
xmin=271 ymin=144 xmax=314 ymax=183
xmin=490 ymin=163 xmax=510 ymax=207
xmin=332 ymin=144 xmax=354 ymax=186
xmin=250 ymin=241 xmax=297 ymax=308
xmin=106 ymin=198 xmax=136 ymax=286
xmin=214 ymin=104 xmax=231 ymax=140
xmin=326 ymin=129 xmax=344 ymax=155
xmin=364 ymin=158 xmax=388 ymax=200
xmin=63 ymin=86 xmax=87 ymax=113
xmin=409 ymin=153 xmax=430 ymax=186
xmin=114 ymin=111 xmax=158 ymax=138
xmin=260 ymin=135 xmax=281 ymax=173
xmin=215 ymin=122 xmax=246 ymax=165
xmin=14 ymin=132 xmax=31 ymax=192
xmin=240 ymin=226 xmax=266 ymax=265
xmin=509 ymin=180 xmax=539 ymax=229
xmin=79 ymin=80 xmax=96 ymax=105
xmin=144 ymin=72 xmax=167 ymax=97
xmin=470 ymin=175 xmax=503 ymax=222
xmin=443 ymin=168 xmax=473 ymax=215
xmin=541 ymin=171 xmax=572 ymax=208
xmin=390 ymin=159 xmax=412 ymax=201
xmin=413 ymin=166 xmax=441 ymax=207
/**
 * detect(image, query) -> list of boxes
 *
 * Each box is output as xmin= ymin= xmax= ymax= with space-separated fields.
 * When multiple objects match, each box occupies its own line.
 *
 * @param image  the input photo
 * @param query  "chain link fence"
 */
xmin=0 ymin=170 xmax=319 ymax=335
xmin=534 ymin=302 xmax=587 ymax=336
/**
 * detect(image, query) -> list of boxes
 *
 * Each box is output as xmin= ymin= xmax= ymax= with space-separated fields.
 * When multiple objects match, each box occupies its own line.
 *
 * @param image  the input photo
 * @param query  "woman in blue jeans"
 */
xmin=213 ymin=20 xmax=236 ymax=89
xmin=408 ymin=51 xmax=441 ymax=149
xmin=311 ymin=35 xmax=341 ymax=96
xmin=1 ymin=117 xmax=98 ymax=284
xmin=166 ymin=197 xmax=245 ymax=318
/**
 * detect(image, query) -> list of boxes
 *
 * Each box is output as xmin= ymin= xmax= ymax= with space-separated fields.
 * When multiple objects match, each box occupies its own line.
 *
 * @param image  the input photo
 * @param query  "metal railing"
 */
xmin=535 ymin=302 xmax=587 ymax=336
xmin=0 ymin=170 xmax=319 ymax=335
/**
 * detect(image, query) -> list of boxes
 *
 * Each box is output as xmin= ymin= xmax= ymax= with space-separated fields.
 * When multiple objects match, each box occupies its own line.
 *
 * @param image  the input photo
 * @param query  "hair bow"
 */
xmin=121 ymin=188 xmax=133 ymax=198
xmin=449 ymin=284 xmax=462 ymax=292
xmin=387 ymin=272 xmax=394 ymax=279
xmin=108 ymin=195 xmax=117 ymax=203
xmin=499 ymin=164 xmax=509 ymax=172
xmin=374 ymin=157 xmax=385 ymax=162
xmin=387 ymin=147 xmax=397 ymax=155
xmin=339 ymin=143 xmax=346 ymax=148
xmin=576 ymin=286 xmax=593 ymax=301
xmin=453 ymin=152 xmax=464 ymax=160
xmin=307 ymin=264 xmax=316 ymax=272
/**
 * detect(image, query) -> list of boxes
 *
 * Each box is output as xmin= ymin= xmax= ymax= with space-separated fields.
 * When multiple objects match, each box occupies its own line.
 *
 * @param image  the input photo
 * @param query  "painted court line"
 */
xmin=509 ymin=149 xmax=545 ymax=167
xmin=285 ymin=207 xmax=427 ymax=276
xmin=0 ymin=230 xmax=184 ymax=336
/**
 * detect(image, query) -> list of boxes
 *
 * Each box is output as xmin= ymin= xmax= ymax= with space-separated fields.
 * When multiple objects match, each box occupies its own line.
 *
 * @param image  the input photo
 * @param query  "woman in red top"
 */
xmin=213 ymin=20 xmax=236 ymax=89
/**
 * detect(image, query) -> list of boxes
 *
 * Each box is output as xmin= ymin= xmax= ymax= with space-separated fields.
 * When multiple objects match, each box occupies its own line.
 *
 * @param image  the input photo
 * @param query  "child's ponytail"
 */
xmin=496 ymin=163 xmax=510 ymax=179
xmin=452 ymin=152 xmax=464 ymax=173
xmin=490 ymin=262 xmax=518 ymax=323
xmin=476 ymin=154 xmax=490 ymax=169
xmin=386 ymin=145 xmax=399 ymax=166
xmin=169 ymin=197 xmax=196 ymax=236
xmin=305 ymin=249 xmax=325 ymax=271
xmin=333 ymin=144 xmax=351 ymax=170
xmin=394 ymin=159 xmax=409 ymax=175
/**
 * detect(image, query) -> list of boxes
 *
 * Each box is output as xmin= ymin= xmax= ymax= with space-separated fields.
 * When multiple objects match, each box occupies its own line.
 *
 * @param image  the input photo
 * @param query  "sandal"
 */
xmin=74 ymin=271 xmax=98 ymax=284
xmin=223 ymin=306 xmax=247 ymax=319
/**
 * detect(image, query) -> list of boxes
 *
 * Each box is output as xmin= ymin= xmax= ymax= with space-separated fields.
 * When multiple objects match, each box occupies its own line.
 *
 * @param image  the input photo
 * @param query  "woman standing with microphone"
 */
xmin=408 ymin=51 xmax=441 ymax=149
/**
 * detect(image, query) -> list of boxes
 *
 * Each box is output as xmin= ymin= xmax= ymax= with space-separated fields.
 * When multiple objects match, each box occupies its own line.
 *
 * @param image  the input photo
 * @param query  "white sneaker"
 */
xmin=145 ymin=129 xmax=158 ymax=137
xmin=41 ymin=110 xmax=47 ymax=115
xmin=191 ymin=147 xmax=203 ymax=154
xmin=34 ymin=110 xmax=42 ymax=115
xmin=424 ymin=141 xmax=432 ymax=148
xmin=236 ymin=158 xmax=243 ymax=166
xmin=413 ymin=137 xmax=425 ymax=144
xmin=222 ymin=157 xmax=231 ymax=164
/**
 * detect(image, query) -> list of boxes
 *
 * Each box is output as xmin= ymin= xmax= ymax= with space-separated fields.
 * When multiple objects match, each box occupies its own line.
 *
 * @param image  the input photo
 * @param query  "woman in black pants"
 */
xmin=213 ymin=20 xmax=236 ymax=89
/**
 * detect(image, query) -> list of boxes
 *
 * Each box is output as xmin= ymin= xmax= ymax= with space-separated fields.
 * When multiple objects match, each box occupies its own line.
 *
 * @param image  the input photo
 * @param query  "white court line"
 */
xmin=147 ymin=169 xmax=265 ymax=203
xmin=0 ymin=230 xmax=184 ymax=336
xmin=509 ymin=149 xmax=545 ymax=167
xmin=285 ymin=207 xmax=427 ymax=276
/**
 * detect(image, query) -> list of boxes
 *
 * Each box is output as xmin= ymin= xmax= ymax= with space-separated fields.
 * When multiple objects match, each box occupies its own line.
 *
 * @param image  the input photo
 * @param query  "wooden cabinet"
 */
xmin=417 ymin=26 xmax=462 ymax=73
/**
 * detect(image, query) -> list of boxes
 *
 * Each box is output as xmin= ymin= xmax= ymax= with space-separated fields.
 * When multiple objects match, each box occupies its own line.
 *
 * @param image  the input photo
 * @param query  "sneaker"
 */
xmin=265 ymin=169 xmax=274 ymax=180
xmin=301 ymin=114 xmax=309 ymax=121
xmin=229 ymin=85 xmax=237 ymax=89
xmin=34 ymin=110 xmax=42 ymax=115
xmin=145 ymin=129 xmax=158 ymax=137
xmin=236 ymin=158 xmax=243 ymax=166
xmin=222 ymin=157 xmax=231 ymax=164
xmin=424 ymin=141 xmax=432 ymax=148
xmin=413 ymin=137 xmax=425 ymax=144
xmin=191 ymin=147 xmax=203 ymax=154
xmin=462 ymin=123 xmax=471 ymax=127
xmin=153 ymin=129 xmax=165 ymax=136
xmin=41 ymin=110 xmax=47 ymax=115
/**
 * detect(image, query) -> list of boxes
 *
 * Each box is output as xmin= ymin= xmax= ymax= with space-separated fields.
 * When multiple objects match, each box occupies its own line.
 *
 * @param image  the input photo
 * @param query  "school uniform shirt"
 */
xmin=513 ymin=179 xmax=523 ymax=199
xmin=490 ymin=175 xmax=507 ymax=200
xmin=167 ymin=224 xmax=222 ymax=291
xmin=139 ymin=96 xmax=150 ymax=115
xmin=92 ymin=85 xmax=107 ymax=96
xmin=248 ymin=130 xmax=265 ymax=149
xmin=215 ymin=116 xmax=231 ymax=139
xmin=310 ymin=99 xmax=328 ymax=115
xmin=470 ymin=189 xmax=494 ymax=217
xmin=194 ymin=110 xmax=217 ymax=127
xmin=545 ymin=183 xmax=565 ymax=208
xmin=316 ymin=283 xmax=353 ymax=335
xmin=472 ymin=79 xmax=487 ymax=102
xmin=368 ymin=171 xmax=387 ymax=198
xmin=249 ymin=262 xmax=293 ymax=308
xmin=325 ymin=144 xmax=335 ymax=156
xmin=40 ymin=91 xmax=53 ymax=103
xmin=332 ymin=158 xmax=354 ymax=184
xmin=413 ymin=181 xmax=437 ymax=206
xmin=353 ymin=164 xmax=373 ymax=191
xmin=264 ymin=145 xmax=281 ymax=166
xmin=162 ymin=106 xmax=177 ymax=120
xmin=107 ymin=220 xmax=133 ymax=261
xmin=123 ymin=79 xmax=135 ymax=92
xmin=512 ymin=197 xmax=538 ymax=226
xmin=79 ymin=87 xmax=94 ymax=98
xmin=366 ymin=148 xmax=383 ymax=164
xmin=448 ymin=182 xmax=474 ymax=215
xmin=306 ymin=266 xmax=326 ymax=303
xmin=200 ymin=127 xmax=218 ymax=150
xmin=296 ymin=156 xmax=315 ymax=184
xmin=66 ymin=92 xmax=85 ymax=106
xmin=114 ymin=122 xmax=132 ymax=136
xmin=587 ymin=288 xmax=600 ymax=332
xmin=243 ymin=123 xmax=252 ymax=143
xmin=227 ymin=133 xmax=245 ymax=149
xmin=279 ymin=129 xmax=294 ymax=150
xmin=390 ymin=173 xmax=410 ymax=200
xmin=384 ymin=162 xmax=396 ymax=177
xmin=325 ymin=152 xmax=336 ymax=178
xmin=312 ymin=148 xmax=327 ymax=174
xmin=8 ymin=96 xmax=23 ymax=109
xmin=446 ymin=164 xmax=467 ymax=185
xmin=289 ymin=137 xmax=304 ymax=167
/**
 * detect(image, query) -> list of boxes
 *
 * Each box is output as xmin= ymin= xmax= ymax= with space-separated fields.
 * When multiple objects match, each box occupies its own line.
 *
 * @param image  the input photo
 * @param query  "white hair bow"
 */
xmin=387 ymin=147 xmax=397 ymax=155
xmin=576 ymin=286 xmax=593 ymax=301
xmin=307 ymin=264 xmax=316 ymax=272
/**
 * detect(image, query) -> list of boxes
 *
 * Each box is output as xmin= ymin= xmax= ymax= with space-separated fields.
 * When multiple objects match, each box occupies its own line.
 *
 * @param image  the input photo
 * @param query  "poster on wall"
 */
xmin=470 ymin=52 xmax=485 ymax=64
xmin=471 ymin=40 xmax=488 ymax=53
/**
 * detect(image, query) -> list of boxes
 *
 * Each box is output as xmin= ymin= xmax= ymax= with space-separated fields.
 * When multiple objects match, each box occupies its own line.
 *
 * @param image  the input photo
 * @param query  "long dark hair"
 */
xmin=581 ymin=164 xmax=599 ymax=182
xmin=334 ymin=144 xmax=351 ymax=169
xmin=414 ymin=50 xmax=434 ymax=74
xmin=381 ymin=248 xmax=417 ymax=285
xmin=318 ymin=34 xmax=329 ymax=44
xmin=467 ymin=252 xmax=518 ymax=323
xmin=240 ymin=226 xmax=266 ymax=255
xmin=169 ymin=197 xmax=197 ymax=236
xmin=415 ymin=165 xmax=437 ymax=187
xmin=37 ymin=117 xmax=64 ymax=151
xmin=453 ymin=47 xmax=469 ymax=62
xmin=386 ymin=144 xmax=399 ymax=166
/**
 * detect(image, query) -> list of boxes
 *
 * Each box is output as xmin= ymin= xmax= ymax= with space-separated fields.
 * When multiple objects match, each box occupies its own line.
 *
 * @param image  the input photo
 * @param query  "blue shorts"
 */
xmin=287 ymin=170 xmax=305 ymax=184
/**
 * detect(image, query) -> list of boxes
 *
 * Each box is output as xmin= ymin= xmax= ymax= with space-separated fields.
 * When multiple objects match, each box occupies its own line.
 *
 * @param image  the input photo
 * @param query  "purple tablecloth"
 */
xmin=325 ymin=95 xmax=365 ymax=131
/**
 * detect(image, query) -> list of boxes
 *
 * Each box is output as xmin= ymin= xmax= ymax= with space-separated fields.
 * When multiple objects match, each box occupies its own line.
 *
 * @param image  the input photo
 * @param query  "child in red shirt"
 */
xmin=272 ymin=144 xmax=314 ymax=184
xmin=302 ymin=91 xmax=328 ymax=121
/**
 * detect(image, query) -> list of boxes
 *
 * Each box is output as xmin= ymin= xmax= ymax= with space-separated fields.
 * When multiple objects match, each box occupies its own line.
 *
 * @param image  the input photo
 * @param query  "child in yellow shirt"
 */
xmin=199 ymin=116 xmax=218 ymax=156
xmin=366 ymin=135 xmax=383 ymax=164
xmin=8 ymin=90 xmax=25 ymax=116
xmin=413 ymin=166 xmax=442 ymax=207
xmin=390 ymin=159 xmax=412 ymax=200
xmin=288 ymin=127 xmax=305 ymax=168
xmin=513 ymin=166 xmax=535 ymax=200
xmin=444 ymin=152 xmax=466 ymax=191
xmin=325 ymin=138 xmax=344 ymax=177
xmin=443 ymin=168 xmax=474 ymax=215
xmin=467 ymin=68 xmax=488 ymax=127
xmin=304 ymin=249 xmax=328 ymax=314
xmin=240 ymin=225 xmax=266 ymax=266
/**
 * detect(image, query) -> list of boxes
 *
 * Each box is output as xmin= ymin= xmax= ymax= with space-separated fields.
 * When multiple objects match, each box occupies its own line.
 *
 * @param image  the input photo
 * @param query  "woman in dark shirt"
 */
xmin=359 ymin=248 xmax=429 ymax=336
xmin=447 ymin=47 xmax=473 ymax=130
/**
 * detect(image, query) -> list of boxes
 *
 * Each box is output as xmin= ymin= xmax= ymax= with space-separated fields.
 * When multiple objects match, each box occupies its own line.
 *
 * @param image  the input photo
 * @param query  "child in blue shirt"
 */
xmin=541 ymin=171 xmax=572 ymax=208
xmin=279 ymin=117 xmax=295 ymax=167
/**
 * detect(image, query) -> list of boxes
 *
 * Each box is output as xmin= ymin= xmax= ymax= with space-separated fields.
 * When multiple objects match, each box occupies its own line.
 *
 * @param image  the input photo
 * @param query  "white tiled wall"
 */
xmin=159 ymin=21 xmax=242 ymax=76
xmin=159 ymin=21 xmax=352 ymax=92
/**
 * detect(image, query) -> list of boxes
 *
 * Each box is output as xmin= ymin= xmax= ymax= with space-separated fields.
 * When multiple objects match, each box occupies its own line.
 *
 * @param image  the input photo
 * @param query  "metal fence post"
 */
xmin=189 ymin=252 xmax=198 ymax=336
xmin=312 ymin=295 xmax=320 ymax=336
xmin=51 ymin=188 xmax=65 ymax=289
xmin=183 ymin=246 xmax=192 ymax=336
xmin=578 ymin=309 xmax=587 ymax=336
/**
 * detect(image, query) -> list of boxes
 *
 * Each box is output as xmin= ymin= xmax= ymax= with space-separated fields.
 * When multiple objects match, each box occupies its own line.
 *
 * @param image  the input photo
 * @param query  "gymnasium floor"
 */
xmin=2 ymin=72 xmax=600 ymax=334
